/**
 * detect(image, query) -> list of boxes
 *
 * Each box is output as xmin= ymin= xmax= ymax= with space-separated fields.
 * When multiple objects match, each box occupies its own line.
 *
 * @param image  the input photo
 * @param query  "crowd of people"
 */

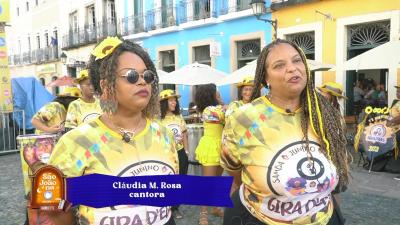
xmin=25 ymin=36 xmax=400 ymax=225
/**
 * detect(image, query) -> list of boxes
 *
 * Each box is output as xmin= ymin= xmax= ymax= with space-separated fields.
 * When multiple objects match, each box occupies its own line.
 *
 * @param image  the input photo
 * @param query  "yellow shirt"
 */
xmin=32 ymin=102 xmax=66 ymax=134
xmin=160 ymin=114 xmax=187 ymax=150
xmin=49 ymin=118 xmax=179 ymax=225
xmin=391 ymin=100 xmax=400 ymax=118
xmin=221 ymin=96 xmax=337 ymax=225
xmin=65 ymin=98 xmax=102 ymax=129
xmin=225 ymin=100 xmax=244 ymax=117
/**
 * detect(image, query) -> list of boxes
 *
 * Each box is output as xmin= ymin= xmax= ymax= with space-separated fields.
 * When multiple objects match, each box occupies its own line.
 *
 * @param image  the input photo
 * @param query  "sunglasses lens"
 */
xmin=143 ymin=70 xmax=155 ymax=84
xmin=126 ymin=70 xmax=139 ymax=84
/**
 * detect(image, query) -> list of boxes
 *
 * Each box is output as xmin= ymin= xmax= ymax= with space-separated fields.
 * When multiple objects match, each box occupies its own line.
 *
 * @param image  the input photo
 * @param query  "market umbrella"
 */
xmin=216 ymin=59 xmax=333 ymax=86
xmin=342 ymin=40 xmax=400 ymax=71
xmin=158 ymin=62 xmax=228 ymax=85
xmin=46 ymin=76 xmax=75 ymax=87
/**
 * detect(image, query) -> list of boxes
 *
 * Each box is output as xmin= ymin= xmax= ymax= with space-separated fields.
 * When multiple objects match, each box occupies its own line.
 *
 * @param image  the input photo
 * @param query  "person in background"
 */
xmin=353 ymin=80 xmax=365 ymax=116
xmin=159 ymin=89 xmax=189 ymax=219
xmin=195 ymin=83 xmax=225 ymax=225
xmin=31 ymin=87 xmax=80 ymax=134
xmin=221 ymin=39 xmax=349 ymax=225
xmin=387 ymin=85 xmax=400 ymax=181
xmin=47 ymin=37 xmax=178 ymax=225
xmin=317 ymin=82 xmax=347 ymax=111
xmin=64 ymin=69 xmax=102 ymax=132
xmin=225 ymin=76 xmax=254 ymax=117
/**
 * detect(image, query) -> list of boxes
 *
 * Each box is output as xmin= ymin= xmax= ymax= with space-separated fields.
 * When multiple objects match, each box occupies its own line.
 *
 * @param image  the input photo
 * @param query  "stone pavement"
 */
xmin=1 ymin=152 xmax=400 ymax=225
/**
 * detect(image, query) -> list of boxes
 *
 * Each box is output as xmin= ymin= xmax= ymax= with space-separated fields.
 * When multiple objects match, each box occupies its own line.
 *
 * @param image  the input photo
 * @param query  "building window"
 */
xmin=35 ymin=0 xmax=39 ymax=6
xmin=193 ymin=0 xmax=210 ymax=20
xmin=26 ymin=2 xmax=29 ymax=11
xmin=51 ymin=29 xmax=58 ymax=46
xmin=36 ymin=34 xmax=40 ymax=49
xmin=107 ymin=0 xmax=116 ymax=22
xmin=286 ymin=31 xmax=315 ymax=60
xmin=236 ymin=39 xmax=260 ymax=69
xmin=52 ymin=76 xmax=59 ymax=95
xmin=18 ymin=40 xmax=22 ymax=54
xmin=16 ymin=7 xmax=20 ymax=16
xmin=193 ymin=45 xmax=211 ymax=66
xmin=348 ymin=21 xmax=390 ymax=51
xmin=86 ymin=5 xmax=96 ymax=27
xmin=69 ymin=11 xmax=78 ymax=32
xmin=40 ymin=78 xmax=46 ymax=86
xmin=27 ymin=36 xmax=31 ymax=51
xmin=160 ymin=49 xmax=175 ymax=90
xmin=44 ymin=32 xmax=49 ymax=47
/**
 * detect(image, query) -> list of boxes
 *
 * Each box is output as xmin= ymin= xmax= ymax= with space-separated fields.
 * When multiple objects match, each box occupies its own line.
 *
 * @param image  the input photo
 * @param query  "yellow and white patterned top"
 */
xmin=225 ymin=100 xmax=244 ymax=117
xmin=65 ymin=98 xmax=102 ymax=129
xmin=390 ymin=100 xmax=400 ymax=118
xmin=221 ymin=96 xmax=338 ymax=225
xmin=49 ymin=118 xmax=179 ymax=225
xmin=32 ymin=102 xmax=66 ymax=134
xmin=160 ymin=114 xmax=187 ymax=150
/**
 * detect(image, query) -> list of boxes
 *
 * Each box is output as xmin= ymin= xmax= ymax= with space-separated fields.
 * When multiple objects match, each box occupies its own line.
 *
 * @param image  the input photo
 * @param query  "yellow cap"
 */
xmin=317 ymin=82 xmax=347 ymax=99
xmin=159 ymin=89 xmax=180 ymax=101
xmin=58 ymin=86 xmax=81 ymax=98
xmin=75 ymin=69 xmax=89 ymax=83
xmin=236 ymin=76 xmax=254 ymax=87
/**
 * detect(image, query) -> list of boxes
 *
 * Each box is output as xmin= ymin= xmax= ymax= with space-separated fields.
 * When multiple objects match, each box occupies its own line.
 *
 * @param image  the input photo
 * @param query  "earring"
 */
xmin=100 ymin=91 xmax=117 ymax=114
xmin=266 ymin=82 xmax=271 ymax=98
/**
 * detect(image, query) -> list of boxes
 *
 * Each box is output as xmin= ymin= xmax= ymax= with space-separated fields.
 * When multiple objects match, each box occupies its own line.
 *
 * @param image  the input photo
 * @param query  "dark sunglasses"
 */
xmin=120 ymin=69 xmax=155 ymax=84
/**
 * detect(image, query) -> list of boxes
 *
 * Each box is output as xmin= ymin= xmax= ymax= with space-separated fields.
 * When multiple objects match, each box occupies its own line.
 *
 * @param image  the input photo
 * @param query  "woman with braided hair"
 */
xmin=48 ymin=37 xmax=178 ymax=225
xmin=221 ymin=39 xmax=349 ymax=225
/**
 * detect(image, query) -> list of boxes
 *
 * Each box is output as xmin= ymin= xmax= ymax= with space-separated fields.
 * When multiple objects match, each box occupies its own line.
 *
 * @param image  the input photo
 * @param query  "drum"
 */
xmin=17 ymin=134 xmax=58 ymax=196
xmin=187 ymin=123 xmax=204 ymax=164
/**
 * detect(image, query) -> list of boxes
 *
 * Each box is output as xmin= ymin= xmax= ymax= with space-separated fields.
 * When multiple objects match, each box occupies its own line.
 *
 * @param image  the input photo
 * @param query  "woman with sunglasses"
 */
xmin=159 ymin=89 xmax=189 ymax=219
xmin=48 ymin=37 xmax=178 ymax=225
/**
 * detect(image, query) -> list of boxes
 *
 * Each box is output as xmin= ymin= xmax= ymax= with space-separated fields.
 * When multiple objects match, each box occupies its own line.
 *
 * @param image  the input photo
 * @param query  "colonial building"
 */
xmin=118 ymin=0 xmax=274 ymax=107
xmin=7 ymin=0 xmax=64 ymax=94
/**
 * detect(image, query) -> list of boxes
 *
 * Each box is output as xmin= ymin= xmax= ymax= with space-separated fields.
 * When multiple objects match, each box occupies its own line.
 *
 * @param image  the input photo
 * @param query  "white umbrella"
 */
xmin=342 ymin=40 xmax=400 ymax=71
xmin=156 ymin=69 xmax=169 ymax=82
xmin=216 ymin=59 xmax=334 ymax=86
xmin=158 ymin=62 xmax=228 ymax=85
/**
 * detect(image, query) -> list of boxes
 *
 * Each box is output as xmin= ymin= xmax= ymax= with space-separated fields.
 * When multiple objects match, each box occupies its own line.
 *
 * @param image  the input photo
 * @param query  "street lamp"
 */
xmin=60 ymin=51 xmax=67 ymax=64
xmin=250 ymin=0 xmax=278 ymax=40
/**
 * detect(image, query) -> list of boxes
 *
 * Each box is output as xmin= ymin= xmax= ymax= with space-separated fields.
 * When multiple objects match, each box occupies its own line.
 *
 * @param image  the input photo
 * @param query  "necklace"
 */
xmin=113 ymin=117 xmax=143 ymax=143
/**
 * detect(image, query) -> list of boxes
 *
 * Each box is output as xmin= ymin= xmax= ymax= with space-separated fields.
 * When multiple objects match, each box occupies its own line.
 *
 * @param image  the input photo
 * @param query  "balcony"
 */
xmin=178 ymin=0 xmax=216 ymax=23
xmin=120 ymin=14 xmax=145 ymax=36
xmin=219 ymin=0 xmax=252 ymax=15
xmin=62 ymin=19 xmax=117 ymax=50
xmin=145 ymin=5 xmax=177 ymax=31
xmin=8 ymin=46 xmax=59 ymax=66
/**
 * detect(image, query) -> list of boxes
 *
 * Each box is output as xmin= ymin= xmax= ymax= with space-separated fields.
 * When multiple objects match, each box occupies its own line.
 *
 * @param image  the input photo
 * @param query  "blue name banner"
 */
xmin=66 ymin=174 xmax=233 ymax=208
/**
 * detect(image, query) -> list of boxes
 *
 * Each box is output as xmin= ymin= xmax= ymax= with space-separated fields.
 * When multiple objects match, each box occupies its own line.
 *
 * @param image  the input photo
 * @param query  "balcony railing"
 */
xmin=62 ymin=19 xmax=117 ymax=49
xmin=219 ymin=0 xmax=252 ymax=15
xmin=120 ymin=14 xmax=145 ymax=36
xmin=145 ymin=5 xmax=176 ymax=31
xmin=8 ymin=46 xmax=59 ymax=66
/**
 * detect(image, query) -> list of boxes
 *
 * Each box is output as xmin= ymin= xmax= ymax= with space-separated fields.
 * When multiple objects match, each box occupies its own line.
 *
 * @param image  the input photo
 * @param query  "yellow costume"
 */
xmin=49 ymin=118 xmax=179 ymax=225
xmin=65 ymin=98 xmax=102 ymax=129
xmin=225 ymin=100 xmax=244 ymax=117
xmin=32 ymin=102 xmax=66 ymax=134
xmin=160 ymin=114 xmax=187 ymax=150
xmin=195 ymin=105 xmax=225 ymax=166
xmin=221 ymin=96 xmax=338 ymax=225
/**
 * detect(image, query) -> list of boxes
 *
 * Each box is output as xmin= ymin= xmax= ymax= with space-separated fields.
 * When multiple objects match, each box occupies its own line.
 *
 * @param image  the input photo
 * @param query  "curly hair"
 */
xmin=195 ymin=83 xmax=219 ymax=113
xmin=160 ymin=97 xmax=181 ymax=119
xmin=251 ymin=39 xmax=350 ymax=190
xmin=89 ymin=39 xmax=159 ymax=118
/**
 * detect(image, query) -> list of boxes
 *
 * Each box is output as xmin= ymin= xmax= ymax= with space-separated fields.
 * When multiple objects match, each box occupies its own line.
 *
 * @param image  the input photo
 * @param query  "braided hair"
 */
xmin=252 ymin=39 xmax=350 ymax=190
xmin=89 ymin=40 xmax=160 ymax=118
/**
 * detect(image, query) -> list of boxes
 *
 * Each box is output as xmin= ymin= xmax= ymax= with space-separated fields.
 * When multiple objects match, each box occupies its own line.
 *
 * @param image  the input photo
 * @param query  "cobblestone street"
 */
xmin=1 ymin=152 xmax=400 ymax=225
